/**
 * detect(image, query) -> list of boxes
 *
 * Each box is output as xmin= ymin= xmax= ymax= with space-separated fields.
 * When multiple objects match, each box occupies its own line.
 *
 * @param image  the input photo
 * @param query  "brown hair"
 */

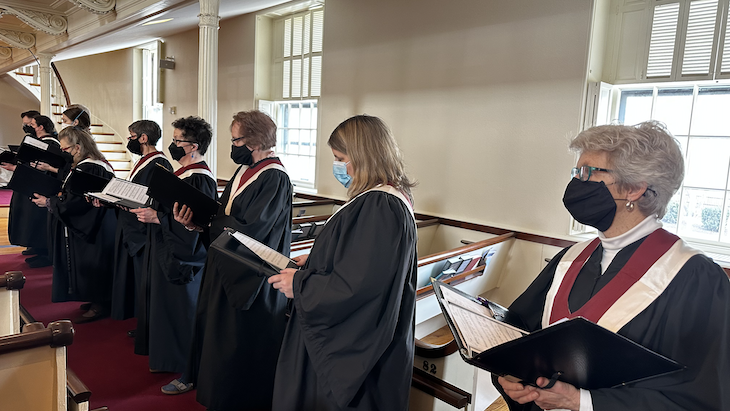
xmin=328 ymin=115 xmax=415 ymax=200
xmin=59 ymin=127 xmax=106 ymax=166
xmin=231 ymin=110 xmax=277 ymax=150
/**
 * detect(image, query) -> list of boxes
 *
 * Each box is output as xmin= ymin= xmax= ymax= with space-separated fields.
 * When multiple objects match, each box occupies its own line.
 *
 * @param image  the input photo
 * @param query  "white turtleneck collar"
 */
xmin=596 ymin=215 xmax=663 ymax=274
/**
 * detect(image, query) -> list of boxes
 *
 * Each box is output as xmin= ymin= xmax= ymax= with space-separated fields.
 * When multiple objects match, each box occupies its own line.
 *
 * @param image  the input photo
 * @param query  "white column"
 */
xmin=37 ymin=53 xmax=54 ymax=117
xmin=198 ymin=0 xmax=220 ymax=177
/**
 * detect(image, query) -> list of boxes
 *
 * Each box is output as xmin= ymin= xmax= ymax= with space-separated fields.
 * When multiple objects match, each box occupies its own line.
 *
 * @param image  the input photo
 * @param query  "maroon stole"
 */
xmin=129 ymin=151 xmax=165 ymax=179
xmin=175 ymin=162 xmax=212 ymax=177
xmin=236 ymin=158 xmax=284 ymax=191
xmin=549 ymin=229 xmax=680 ymax=324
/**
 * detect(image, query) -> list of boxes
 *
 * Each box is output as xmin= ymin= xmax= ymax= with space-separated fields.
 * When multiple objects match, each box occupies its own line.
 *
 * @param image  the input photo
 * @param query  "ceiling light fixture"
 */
xmin=142 ymin=18 xmax=174 ymax=26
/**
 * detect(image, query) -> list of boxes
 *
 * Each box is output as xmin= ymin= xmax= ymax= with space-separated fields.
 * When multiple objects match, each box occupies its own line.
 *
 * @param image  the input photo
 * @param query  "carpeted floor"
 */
xmin=1 ymin=253 xmax=205 ymax=411
xmin=0 ymin=188 xmax=12 ymax=207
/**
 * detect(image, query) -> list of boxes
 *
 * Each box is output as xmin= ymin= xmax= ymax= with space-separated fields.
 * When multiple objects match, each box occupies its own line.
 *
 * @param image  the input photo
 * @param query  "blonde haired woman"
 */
xmin=269 ymin=115 xmax=417 ymax=411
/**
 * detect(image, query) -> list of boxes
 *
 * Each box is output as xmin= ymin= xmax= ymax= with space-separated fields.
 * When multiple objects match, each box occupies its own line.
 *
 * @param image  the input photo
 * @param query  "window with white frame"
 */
xmin=264 ymin=6 xmax=323 ymax=189
xmin=615 ymin=82 xmax=730 ymax=248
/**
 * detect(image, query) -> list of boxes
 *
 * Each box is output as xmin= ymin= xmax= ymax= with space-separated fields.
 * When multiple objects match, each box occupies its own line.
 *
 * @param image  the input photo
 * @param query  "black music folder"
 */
xmin=16 ymin=137 xmax=68 ymax=169
xmin=64 ymin=168 xmax=111 ymax=197
xmin=0 ymin=149 xmax=17 ymax=165
xmin=210 ymin=228 xmax=298 ymax=277
xmin=432 ymin=280 xmax=684 ymax=390
xmin=7 ymin=163 xmax=62 ymax=198
xmin=147 ymin=165 xmax=220 ymax=227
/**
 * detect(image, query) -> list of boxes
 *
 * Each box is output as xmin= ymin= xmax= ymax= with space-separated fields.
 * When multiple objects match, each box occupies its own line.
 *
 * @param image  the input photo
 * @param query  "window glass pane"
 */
xmin=690 ymin=87 xmax=730 ymax=136
xmin=684 ymin=136 xmax=730 ymax=189
xmin=619 ymin=89 xmax=653 ymax=125
xmin=654 ymin=88 xmax=693 ymax=135
xmin=721 ymin=193 xmax=730 ymax=242
xmin=300 ymin=102 xmax=312 ymax=129
xmin=661 ymin=190 xmax=682 ymax=233
xmin=677 ymin=187 xmax=724 ymax=241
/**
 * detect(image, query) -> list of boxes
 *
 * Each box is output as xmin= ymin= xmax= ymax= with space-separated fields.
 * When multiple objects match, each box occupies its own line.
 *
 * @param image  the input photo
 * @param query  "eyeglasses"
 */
xmin=571 ymin=165 xmax=613 ymax=182
xmin=60 ymin=146 xmax=74 ymax=152
xmin=231 ymin=136 xmax=245 ymax=143
xmin=172 ymin=139 xmax=195 ymax=146
xmin=127 ymin=134 xmax=138 ymax=140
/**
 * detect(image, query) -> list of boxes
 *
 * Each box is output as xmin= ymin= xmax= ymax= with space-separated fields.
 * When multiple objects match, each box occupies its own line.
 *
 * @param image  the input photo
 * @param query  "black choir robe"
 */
xmin=272 ymin=190 xmax=418 ymax=411
xmin=495 ymin=236 xmax=730 ymax=411
xmin=7 ymin=136 xmax=61 ymax=250
xmin=137 ymin=166 xmax=217 ymax=372
xmin=110 ymin=154 xmax=172 ymax=320
xmin=48 ymin=160 xmax=116 ymax=303
xmin=188 ymin=162 xmax=292 ymax=411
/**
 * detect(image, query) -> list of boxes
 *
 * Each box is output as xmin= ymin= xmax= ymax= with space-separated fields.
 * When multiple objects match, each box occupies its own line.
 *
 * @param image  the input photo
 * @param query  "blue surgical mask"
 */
xmin=333 ymin=160 xmax=352 ymax=188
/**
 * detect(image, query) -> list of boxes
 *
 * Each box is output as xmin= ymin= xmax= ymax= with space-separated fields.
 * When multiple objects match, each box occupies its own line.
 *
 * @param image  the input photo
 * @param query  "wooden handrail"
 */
xmin=418 ymin=232 xmax=515 ymax=268
xmin=0 ymin=320 xmax=73 ymax=355
xmin=293 ymin=199 xmax=338 ymax=207
xmin=293 ymin=214 xmax=331 ymax=225
xmin=415 ymin=324 xmax=459 ymax=358
xmin=67 ymin=369 xmax=92 ymax=403
xmin=416 ymin=218 xmax=439 ymax=229
xmin=0 ymin=271 xmax=25 ymax=290
xmin=411 ymin=367 xmax=471 ymax=408
xmin=416 ymin=265 xmax=486 ymax=300
xmin=50 ymin=62 xmax=71 ymax=107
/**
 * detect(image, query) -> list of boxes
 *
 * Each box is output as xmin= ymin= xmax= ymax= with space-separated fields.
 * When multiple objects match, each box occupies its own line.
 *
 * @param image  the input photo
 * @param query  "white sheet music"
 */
xmin=229 ymin=230 xmax=292 ymax=271
xmin=440 ymin=285 xmax=526 ymax=355
xmin=23 ymin=136 xmax=48 ymax=151
xmin=102 ymin=178 xmax=149 ymax=204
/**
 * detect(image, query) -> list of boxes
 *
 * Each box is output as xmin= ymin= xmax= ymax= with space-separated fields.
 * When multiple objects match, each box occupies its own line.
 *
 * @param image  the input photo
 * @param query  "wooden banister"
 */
xmin=415 ymin=324 xmax=458 ymax=358
xmin=0 ymin=271 xmax=25 ymax=290
xmin=293 ymin=199 xmax=338 ymax=207
xmin=411 ymin=367 xmax=471 ymax=408
xmin=416 ymin=218 xmax=439 ymax=229
xmin=50 ymin=62 xmax=71 ymax=107
xmin=67 ymin=369 xmax=92 ymax=403
xmin=293 ymin=214 xmax=331 ymax=225
xmin=416 ymin=265 xmax=486 ymax=300
xmin=0 ymin=320 xmax=73 ymax=355
xmin=418 ymin=232 xmax=515 ymax=268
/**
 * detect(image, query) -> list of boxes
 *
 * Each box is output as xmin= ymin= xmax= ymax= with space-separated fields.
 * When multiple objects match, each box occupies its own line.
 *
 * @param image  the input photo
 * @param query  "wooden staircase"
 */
xmin=11 ymin=65 xmax=134 ymax=179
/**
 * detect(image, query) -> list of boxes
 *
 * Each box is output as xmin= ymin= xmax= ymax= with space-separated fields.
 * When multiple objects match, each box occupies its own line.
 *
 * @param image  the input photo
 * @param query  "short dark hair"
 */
xmin=128 ymin=120 xmax=161 ymax=146
xmin=63 ymin=106 xmax=91 ymax=130
xmin=171 ymin=116 xmax=213 ymax=155
xmin=21 ymin=110 xmax=40 ymax=119
xmin=231 ymin=110 xmax=277 ymax=150
xmin=33 ymin=115 xmax=56 ymax=134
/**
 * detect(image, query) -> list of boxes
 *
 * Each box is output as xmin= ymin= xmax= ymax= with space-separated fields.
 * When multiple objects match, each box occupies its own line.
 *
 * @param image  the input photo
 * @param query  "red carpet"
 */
xmin=0 ymin=188 xmax=12 ymax=207
xmin=1 ymin=253 xmax=205 ymax=411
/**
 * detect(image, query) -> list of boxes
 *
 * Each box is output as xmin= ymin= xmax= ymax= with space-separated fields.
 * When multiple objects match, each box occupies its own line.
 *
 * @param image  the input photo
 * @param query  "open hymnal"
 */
xmin=87 ymin=177 xmax=150 ymax=210
xmin=437 ymin=282 xmax=527 ymax=356
xmin=433 ymin=280 xmax=683 ymax=390
xmin=225 ymin=227 xmax=298 ymax=272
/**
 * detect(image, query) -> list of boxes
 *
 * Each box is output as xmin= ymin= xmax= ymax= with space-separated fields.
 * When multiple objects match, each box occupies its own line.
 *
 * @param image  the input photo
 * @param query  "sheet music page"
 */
xmin=102 ymin=178 xmax=149 ymax=204
xmin=440 ymin=285 xmax=526 ymax=354
xmin=87 ymin=192 xmax=121 ymax=204
xmin=23 ymin=136 xmax=48 ymax=151
xmin=229 ymin=230 xmax=291 ymax=270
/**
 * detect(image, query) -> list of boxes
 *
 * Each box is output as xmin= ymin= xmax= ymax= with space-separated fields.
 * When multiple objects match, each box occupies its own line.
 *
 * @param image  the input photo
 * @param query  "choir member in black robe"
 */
xmin=269 ymin=115 xmax=418 ymax=411
xmin=172 ymin=110 xmax=292 ymax=409
xmin=109 ymin=120 xmax=172 ymax=322
xmin=31 ymin=127 xmax=116 ymax=321
xmin=495 ymin=122 xmax=730 ymax=411
xmin=4 ymin=114 xmax=58 ymax=268
xmin=130 ymin=116 xmax=217 ymax=374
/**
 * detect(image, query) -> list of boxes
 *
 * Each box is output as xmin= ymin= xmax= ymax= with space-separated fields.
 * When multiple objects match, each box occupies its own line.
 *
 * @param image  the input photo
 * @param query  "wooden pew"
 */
xmin=0 ymin=320 xmax=73 ymax=411
xmin=292 ymin=198 xmax=340 ymax=218
xmin=0 ymin=271 xmax=25 ymax=336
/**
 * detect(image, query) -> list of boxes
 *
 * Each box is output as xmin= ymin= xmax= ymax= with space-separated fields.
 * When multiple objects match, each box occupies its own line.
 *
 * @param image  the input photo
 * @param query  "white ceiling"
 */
xmin=0 ymin=0 xmax=290 ymax=62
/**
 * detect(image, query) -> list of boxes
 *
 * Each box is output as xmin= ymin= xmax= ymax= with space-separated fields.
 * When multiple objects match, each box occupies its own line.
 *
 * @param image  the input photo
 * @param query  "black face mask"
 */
xmin=23 ymin=125 xmax=36 ymax=137
xmin=562 ymin=178 xmax=617 ymax=232
xmin=127 ymin=138 xmax=143 ymax=156
xmin=168 ymin=142 xmax=188 ymax=162
xmin=231 ymin=144 xmax=253 ymax=165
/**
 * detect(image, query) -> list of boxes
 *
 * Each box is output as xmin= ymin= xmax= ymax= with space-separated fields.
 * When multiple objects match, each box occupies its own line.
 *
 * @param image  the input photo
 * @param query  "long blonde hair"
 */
xmin=328 ymin=115 xmax=415 ymax=201
xmin=59 ymin=127 xmax=106 ymax=166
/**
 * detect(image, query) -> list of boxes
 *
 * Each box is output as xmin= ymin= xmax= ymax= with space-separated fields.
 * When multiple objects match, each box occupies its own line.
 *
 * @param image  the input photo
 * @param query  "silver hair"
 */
xmin=569 ymin=121 xmax=684 ymax=218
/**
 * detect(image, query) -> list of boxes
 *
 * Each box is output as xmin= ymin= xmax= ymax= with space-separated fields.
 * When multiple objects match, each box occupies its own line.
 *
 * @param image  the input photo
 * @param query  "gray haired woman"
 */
xmin=496 ymin=121 xmax=730 ymax=411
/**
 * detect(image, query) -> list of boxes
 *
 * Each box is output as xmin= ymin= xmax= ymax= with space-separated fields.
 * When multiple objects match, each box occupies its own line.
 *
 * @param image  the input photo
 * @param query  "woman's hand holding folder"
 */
xmin=173 ymin=202 xmax=203 ymax=232
xmin=498 ymin=375 xmax=580 ymax=411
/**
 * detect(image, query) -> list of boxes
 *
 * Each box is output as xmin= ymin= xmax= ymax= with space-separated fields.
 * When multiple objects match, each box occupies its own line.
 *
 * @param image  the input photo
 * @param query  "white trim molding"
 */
xmin=0 ymin=5 xmax=67 ymax=35
xmin=67 ymin=0 xmax=115 ymax=15
xmin=0 ymin=29 xmax=35 ymax=48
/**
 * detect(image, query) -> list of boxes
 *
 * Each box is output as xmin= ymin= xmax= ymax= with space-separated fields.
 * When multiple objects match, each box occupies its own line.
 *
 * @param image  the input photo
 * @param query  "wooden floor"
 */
xmin=485 ymin=397 xmax=509 ymax=411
